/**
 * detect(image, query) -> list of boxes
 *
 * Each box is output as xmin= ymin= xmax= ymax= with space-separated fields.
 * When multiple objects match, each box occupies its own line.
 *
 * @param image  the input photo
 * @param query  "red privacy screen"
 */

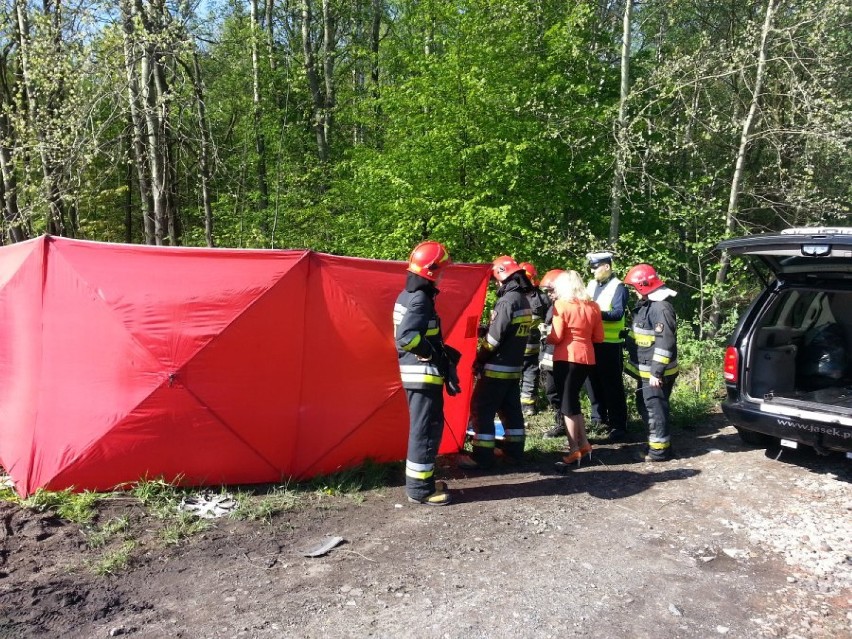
xmin=0 ymin=236 xmax=489 ymax=496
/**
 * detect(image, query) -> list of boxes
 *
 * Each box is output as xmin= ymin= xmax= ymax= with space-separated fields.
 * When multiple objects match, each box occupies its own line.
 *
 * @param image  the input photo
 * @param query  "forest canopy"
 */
xmin=0 ymin=0 xmax=849 ymax=333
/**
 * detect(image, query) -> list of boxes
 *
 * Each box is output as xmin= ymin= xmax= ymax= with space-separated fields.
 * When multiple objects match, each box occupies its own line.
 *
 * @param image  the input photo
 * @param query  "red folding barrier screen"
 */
xmin=0 ymin=237 xmax=489 ymax=496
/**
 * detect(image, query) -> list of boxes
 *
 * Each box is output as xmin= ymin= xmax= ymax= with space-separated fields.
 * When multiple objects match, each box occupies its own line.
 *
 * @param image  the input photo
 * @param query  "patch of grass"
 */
xmin=159 ymin=512 xmax=210 ymax=545
xmin=231 ymin=486 xmax=301 ymax=522
xmin=128 ymin=477 xmax=216 ymax=544
xmin=130 ymin=476 xmax=185 ymax=518
xmin=86 ymin=516 xmax=130 ymax=549
xmin=307 ymin=459 xmax=394 ymax=499
xmin=22 ymin=488 xmax=101 ymax=524
xmin=91 ymin=540 xmax=136 ymax=575
xmin=0 ymin=485 xmax=19 ymax=503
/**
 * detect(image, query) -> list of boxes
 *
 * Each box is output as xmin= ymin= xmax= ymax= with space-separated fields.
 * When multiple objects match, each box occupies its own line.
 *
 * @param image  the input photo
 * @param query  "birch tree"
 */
xmin=708 ymin=0 xmax=777 ymax=333
xmin=608 ymin=0 xmax=632 ymax=245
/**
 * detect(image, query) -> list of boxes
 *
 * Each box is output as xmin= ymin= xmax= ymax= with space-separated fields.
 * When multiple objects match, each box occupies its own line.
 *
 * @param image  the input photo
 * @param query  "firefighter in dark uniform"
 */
xmin=458 ymin=256 xmax=533 ymax=470
xmin=584 ymin=251 xmax=630 ymax=442
xmin=518 ymin=262 xmax=552 ymax=417
xmin=393 ymin=240 xmax=460 ymax=505
xmin=623 ymin=263 xmax=679 ymax=461
xmin=538 ymin=269 xmax=567 ymax=438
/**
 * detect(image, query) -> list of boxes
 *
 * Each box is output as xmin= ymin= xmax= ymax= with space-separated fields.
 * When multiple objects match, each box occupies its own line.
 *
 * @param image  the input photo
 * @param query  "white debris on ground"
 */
xmin=729 ymin=474 xmax=852 ymax=595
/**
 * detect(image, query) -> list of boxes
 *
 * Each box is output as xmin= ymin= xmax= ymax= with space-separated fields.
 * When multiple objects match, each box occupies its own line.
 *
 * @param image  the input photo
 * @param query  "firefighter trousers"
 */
xmin=541 ymin=367 xmax=563 ymax=429
xmin=635 ymin=375 xmax=677 ymax=459
xmin=405 ymin=387 xmax=445 ymax=501
xmin=520 ymin=353 xmax=541 ymax=408
xmin=469 ymin=376 xmax=525 ymax=466
xmin=585 ymin=341 xmax=628 ymax=429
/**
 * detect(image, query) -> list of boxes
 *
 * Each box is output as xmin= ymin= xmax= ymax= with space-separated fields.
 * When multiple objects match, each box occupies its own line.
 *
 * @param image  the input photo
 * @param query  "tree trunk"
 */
xmin=15 ymin=0 xmax=66 ymax=235
xmin=370 ymin=0 xmax=382 ymax=145
xmin=322 ymin=0 xmax=336 ymax=152
xmin=250 ymin=0 xmax=269 ymax=209
xmin=139 ymin=41 xmax=166 ymax=245
xmin=191 ymin=52 xmax=215 ymax=247
xmin=608 ymin=0 xmax=632 ymax=246
xmin=302 ymin=0 xmax=330 ymax=162
xmin=124 ymin=135 xmax=133 ymax=244
xmin=120 ymin=0 xmax=155 ymax=243
xmin=709 ymin=0 xmax=776 ymax=335
xmin=0 ymin=114 xmax=26 ymax=243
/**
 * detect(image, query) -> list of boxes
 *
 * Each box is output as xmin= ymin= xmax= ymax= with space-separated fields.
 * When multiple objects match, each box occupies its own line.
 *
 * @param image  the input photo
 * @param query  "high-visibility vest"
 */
xmin=586 ymin=277 xmax=626 ymax=343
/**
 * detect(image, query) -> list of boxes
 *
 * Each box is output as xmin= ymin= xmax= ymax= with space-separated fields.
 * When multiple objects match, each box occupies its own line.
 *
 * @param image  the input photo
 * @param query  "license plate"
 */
xmin=846 ymin=452 xmax=852 ymax=460
xmin=780 ymin=439 xmax=798 ymax=449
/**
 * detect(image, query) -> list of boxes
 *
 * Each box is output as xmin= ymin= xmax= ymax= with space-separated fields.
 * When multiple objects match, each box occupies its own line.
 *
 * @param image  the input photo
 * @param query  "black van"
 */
xmin=717 ymin=227 xmax=852 ymax=457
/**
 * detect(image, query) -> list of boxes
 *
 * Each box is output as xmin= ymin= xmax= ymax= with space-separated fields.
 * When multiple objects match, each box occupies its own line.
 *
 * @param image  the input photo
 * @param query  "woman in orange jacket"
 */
xmin=546 ymin=270 xmax=604 ymax=470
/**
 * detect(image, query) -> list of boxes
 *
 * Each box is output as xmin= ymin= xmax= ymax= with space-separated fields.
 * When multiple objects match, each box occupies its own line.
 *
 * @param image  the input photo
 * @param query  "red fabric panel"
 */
xmin=0 ymin=236 xmax=489 ymax=495
xmin=47 ymin=384 xmax=286 ymax=491
xmin=434 ymin=264 xmax=491 ymax=454
xmin=295 ymin=255 xmax=489 ymax=473
xmin=0 ymin=238 xmax=45 ymax=489
xmin=180 ymin=257 xmax=310 ymax=475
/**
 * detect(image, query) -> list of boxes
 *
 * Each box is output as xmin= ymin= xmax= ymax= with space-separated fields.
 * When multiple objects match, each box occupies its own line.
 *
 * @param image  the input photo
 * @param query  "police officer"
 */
xmin=393 ymin=241 xmax=460 ymax=505
xmin=518 ymin=262 xmax=551 ymax=417
xmin=623 ymin=263 xmax=679 ymax=461
xmin=584 ymin=251 xmax=630 ymax=442
xmin=459 ymin=256 xmax=533 ymax=469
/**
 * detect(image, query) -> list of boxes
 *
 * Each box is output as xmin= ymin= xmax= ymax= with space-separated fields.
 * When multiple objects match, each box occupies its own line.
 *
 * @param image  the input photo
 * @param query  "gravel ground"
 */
xmin=1 ymin=415 xmax=850 ymax=638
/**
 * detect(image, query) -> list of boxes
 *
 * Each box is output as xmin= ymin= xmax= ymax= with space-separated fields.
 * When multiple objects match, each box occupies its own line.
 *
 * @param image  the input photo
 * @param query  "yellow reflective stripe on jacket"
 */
xmin=402 ymin=333 xmax=422 ymax=352
xmin=625 ymin=361 xmax=679 ymax=378
xmin=399 ymin=364 xmax=443 ymax=385
xmin=630 ymin=327 xmax=655 ymax=348
xmin=653 ymin=347 xmax=673 ymax=364
xmin=484 ymin=362 xmax=523 ymax=379
xmin=512 ymin=308 xmax=533 ymax=322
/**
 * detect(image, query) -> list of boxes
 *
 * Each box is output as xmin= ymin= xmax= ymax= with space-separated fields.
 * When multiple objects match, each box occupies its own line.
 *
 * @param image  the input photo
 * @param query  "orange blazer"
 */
xmin=546 ymin=299 xmax=604 ymax=364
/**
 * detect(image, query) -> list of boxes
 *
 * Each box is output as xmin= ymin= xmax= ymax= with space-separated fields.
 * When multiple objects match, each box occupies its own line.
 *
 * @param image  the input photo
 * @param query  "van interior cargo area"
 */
xmin=746 ymin=287 xmax=852 ymax=414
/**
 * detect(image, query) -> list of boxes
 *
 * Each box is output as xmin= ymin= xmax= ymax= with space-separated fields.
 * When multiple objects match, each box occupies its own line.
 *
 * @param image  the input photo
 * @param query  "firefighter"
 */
xmin=393 ymin=240 xmax=461 ymax=505
xmin=583 ymin=251 xmax=630 ymax=442
xmin=518 ymin=262 xmax=552 ymax=417
xmin=458 ymin=256 xmax=533 ymax=470
xmin=623 ymin=263 xmax=679 ymax=462
xmin=538 ymin=269 xmax=567 ymax=438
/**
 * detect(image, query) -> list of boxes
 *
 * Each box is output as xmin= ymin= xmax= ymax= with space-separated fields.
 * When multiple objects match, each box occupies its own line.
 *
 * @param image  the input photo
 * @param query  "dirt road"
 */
xmin=1 ymin=416 xmax=850 ymax=638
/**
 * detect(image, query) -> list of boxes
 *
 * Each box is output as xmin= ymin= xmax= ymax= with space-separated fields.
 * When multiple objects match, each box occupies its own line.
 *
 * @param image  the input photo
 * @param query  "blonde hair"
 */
xmin=552 ymin=270 xmax=591 ymax=302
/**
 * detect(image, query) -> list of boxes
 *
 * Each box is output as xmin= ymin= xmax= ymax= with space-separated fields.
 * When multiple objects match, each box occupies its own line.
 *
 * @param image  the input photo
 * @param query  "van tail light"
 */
xmin=723 ymin=346 xmax=739 ymax=383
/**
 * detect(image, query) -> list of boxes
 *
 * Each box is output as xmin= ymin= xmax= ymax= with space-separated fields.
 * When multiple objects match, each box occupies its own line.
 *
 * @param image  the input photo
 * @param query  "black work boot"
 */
xmin=607 ymin=429 xmax=629 ymax=443
xmin=543 ymin=423 xmax=566 ymax=438
xmin=543 ymin=412 xmax=565 ymax=438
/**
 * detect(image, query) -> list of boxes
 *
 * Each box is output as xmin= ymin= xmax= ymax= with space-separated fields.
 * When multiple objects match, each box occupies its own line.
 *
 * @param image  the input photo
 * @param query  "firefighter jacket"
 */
xmin=524 ymin=287 xmax=551 ymax=358
xmin=393 ymin=274 xmax=446 ymax=390
xmin=586 ymin=276 xmax=629 ymax=343
xmin=476 ymin=275 xmax=533 ymax=379
xmin=538 ymin=304 xmax=555 ymax=371
xmin=625 ymin=297 xmax=679 ymax=380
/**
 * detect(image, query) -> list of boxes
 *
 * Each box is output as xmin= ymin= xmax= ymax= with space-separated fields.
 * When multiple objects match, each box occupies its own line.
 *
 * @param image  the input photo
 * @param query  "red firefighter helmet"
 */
xmin=518 ymin=262 xmax=539 ymax=286
xmin=492 ymin=256 xmax=523 ymax=283
xmin=539 ymin=269 xmax=565 ymax=291
xmin=407 ymin=241 xmax=451 ymax=281
xmin=624 ymin=263 xmax=665 ymax=296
